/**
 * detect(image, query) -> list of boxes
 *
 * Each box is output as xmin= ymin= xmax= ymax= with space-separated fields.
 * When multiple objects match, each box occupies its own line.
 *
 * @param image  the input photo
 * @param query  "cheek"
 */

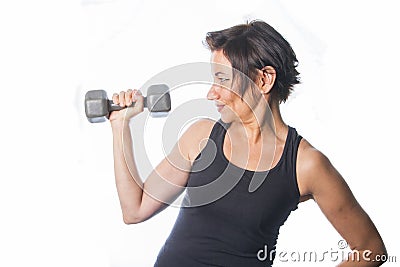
xmin=220 ymin=88 xmax=240 ymax=104
xmin=215 ymin=88 xmax=229 ymax=102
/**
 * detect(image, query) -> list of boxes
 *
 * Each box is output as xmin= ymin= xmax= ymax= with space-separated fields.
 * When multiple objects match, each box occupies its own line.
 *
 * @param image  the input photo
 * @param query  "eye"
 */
xmin=218 ymin=78 xmax=230 ymax=84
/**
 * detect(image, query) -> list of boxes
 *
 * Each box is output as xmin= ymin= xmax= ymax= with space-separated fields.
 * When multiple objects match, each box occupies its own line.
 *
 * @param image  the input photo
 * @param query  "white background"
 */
xmin=0 ymin=0 xmax=399 ymax=266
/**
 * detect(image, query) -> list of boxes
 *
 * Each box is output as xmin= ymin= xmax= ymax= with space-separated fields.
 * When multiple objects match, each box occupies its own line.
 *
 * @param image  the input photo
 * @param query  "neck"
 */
xmin=230 ymin=100 xmax=287 ymax=144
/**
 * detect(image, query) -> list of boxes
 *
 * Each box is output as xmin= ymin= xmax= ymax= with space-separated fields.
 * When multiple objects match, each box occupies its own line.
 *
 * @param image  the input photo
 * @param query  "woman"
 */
xmin=109 ymin=20 xmax=386 ymax=266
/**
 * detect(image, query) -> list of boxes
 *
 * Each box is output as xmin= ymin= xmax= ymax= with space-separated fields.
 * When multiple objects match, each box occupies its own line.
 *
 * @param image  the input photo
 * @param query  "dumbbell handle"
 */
xmin=108 ymin=97 xmax=148 ymax=112
xmin=85 ymin=84 xmax=170 ymax=123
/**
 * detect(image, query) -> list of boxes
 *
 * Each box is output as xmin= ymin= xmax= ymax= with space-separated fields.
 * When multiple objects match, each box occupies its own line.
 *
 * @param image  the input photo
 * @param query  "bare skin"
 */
xmin=110 ymin=50 xmax=386 ymax=266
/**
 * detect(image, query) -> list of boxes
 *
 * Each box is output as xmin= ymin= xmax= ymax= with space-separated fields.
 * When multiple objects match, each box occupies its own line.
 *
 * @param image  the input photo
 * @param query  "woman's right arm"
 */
xmin=110 ymin=89 xmax=213 ymax=224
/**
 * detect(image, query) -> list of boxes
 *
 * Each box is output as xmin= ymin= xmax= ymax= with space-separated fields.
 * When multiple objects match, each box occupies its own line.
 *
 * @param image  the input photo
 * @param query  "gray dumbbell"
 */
xmin=85 ymin=84 xmax=171 ymax=123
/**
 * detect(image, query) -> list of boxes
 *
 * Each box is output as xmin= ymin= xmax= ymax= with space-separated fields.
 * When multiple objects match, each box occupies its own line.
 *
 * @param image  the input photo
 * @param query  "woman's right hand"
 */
xmin=109 ymin=89 xmax=144 ymax=127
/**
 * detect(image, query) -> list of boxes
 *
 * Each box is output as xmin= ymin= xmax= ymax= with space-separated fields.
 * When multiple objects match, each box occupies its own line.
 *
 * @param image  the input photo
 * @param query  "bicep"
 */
xmin=138 ymin=145 xmax=191 ymax=221
xmin=138 ymin=119 xmax=214 ymax=221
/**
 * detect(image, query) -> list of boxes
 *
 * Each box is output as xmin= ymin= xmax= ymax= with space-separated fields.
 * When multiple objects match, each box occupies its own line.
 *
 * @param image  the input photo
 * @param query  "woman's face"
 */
xmin=207 ymin=50 xmax=259 ymax=124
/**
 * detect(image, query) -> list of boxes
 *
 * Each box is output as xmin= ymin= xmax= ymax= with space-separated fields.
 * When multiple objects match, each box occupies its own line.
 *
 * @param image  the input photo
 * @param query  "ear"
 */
xmin=258 ymin=66 xmax=276 ymax=95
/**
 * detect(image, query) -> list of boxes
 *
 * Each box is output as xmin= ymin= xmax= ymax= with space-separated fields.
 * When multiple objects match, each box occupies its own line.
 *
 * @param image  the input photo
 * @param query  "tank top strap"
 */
xmin=285 ymin=125 xmax=303 ymax=198
xmin=208 ymin=119 xmax=230 ymax=147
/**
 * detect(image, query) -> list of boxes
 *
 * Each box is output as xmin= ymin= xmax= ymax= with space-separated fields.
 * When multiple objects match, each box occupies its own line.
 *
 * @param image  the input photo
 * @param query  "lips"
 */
xmin=215 ymin=104 xmax=225 ymax=112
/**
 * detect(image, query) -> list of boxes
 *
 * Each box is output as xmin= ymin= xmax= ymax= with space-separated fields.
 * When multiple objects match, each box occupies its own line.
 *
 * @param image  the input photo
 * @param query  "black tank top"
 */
xmin=154 ymin=120 xmax=302 ymax=267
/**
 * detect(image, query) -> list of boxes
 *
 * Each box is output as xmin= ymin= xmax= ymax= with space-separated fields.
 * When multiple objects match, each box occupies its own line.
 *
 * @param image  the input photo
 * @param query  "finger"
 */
xmin=131 ymin=89 xmax=137 ymax=101
xmin=133 ymin=90 xmax=144 ymax=110
xmin=133 ymin=89 xmax=141 ymax=101
xmin=125 ymin=89 xmax=133 ymax=106
xmin=112 ymin=93 xmax=119 ymax=105
xmin=119 ymin=91 xmax=126 ymax=107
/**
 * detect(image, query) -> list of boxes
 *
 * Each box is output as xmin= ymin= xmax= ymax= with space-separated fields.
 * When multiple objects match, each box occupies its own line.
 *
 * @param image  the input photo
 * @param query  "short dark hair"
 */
xmin=204 ymin=20 xmax=300 ymax=104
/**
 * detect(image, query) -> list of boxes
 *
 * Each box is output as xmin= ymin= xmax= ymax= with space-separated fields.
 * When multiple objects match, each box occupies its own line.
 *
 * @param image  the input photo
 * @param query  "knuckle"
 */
xmin=112 ymin=94 xmax=119 ymax=102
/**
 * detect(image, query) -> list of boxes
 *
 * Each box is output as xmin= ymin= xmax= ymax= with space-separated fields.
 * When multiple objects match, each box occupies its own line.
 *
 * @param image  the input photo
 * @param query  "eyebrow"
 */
xmin=214 ymin=71 xmax=228 ymax=77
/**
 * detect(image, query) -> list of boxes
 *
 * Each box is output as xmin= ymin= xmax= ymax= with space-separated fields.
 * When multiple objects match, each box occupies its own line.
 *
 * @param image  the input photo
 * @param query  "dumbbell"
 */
xmin=85 ymin=84 xmax=171 ymax=123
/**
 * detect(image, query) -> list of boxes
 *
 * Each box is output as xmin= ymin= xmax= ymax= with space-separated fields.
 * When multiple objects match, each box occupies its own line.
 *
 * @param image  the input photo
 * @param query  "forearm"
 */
xmin=337 ymin=249 xmax=387 ymax=267
xmin=112 ymin=122 xmax=144 ymax=223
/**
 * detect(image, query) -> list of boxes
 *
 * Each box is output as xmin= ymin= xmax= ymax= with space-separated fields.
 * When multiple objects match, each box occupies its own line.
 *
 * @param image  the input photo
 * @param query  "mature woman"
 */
xmin=109 ymin=20 xmax=386 ymax=266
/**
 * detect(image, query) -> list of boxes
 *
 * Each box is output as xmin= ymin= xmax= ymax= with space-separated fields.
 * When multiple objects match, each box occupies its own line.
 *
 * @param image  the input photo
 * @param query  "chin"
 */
xmin=220 ymin=113 xmax=235 ymax=124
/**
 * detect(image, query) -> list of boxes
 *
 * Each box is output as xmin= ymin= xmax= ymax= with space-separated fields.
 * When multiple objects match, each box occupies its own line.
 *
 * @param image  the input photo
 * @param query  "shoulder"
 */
xmin=181 ymin=118 xmax=216 ymax=140
xmin=178 ymin=118 xmax=216 ymax=162
xmin=296 ymin=137 xmax=337 ymax=196
xmin=297 ymin=138 xmax=332 ymax=172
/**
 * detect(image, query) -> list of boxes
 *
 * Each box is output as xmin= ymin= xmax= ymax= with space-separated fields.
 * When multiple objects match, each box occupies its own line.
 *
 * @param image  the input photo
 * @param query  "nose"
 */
xmin=207 ymin=84 xmax=219 ymax=100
